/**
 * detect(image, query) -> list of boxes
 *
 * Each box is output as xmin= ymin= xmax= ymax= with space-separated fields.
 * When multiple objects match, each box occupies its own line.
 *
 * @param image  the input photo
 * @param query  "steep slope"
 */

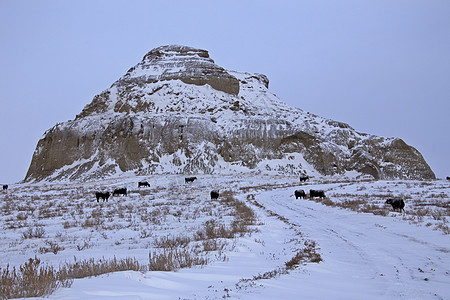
xmin=25 ymin=45 xmax=435 ymax=181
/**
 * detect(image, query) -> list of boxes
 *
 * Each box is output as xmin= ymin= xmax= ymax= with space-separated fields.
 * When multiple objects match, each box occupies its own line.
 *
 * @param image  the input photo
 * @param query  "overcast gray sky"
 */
xmin=1 ymin=0 xmax=449 ymax=183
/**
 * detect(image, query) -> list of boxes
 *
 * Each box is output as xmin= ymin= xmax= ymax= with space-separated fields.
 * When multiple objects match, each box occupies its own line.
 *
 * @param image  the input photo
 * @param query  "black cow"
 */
xmin=138 ymin=181 xmax=150 ymax=188
xmin=310 ymin=189 xmax=326 ymax=199
xmin=113 ymin=188 xmax=127 ymax=196
xmin=300 ymin=176 xmax=309 ymax=182
xmin=210 ymin=190 xmax=219 ymax=200
xmin=95 ymin=191 xmax=110 ymax=202
xmin=385 ymin=198 xmax=405 ymax=212
xmin=185 ymin=177 xmax=197 ymax=183
xmin=447 ymin=177 xmax=450 ymax=181
xmin=2 ymin=185 xmax=7 ymax=190
xmin=295 ymin=189 xmax=306 ymax=199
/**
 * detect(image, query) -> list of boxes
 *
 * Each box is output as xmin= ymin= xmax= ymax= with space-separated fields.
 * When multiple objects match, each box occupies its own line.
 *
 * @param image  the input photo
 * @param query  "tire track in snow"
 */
xmin=251 ymin=187 xmax=450 ymax=299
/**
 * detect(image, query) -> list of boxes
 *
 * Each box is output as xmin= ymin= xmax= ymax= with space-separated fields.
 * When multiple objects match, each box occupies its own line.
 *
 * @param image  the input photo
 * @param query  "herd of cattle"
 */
xmin=295 ymin=176 xmax=406 ymax=213
xmin=89 ymin=175 xmax=408 ymax=213
xmin=92 ymin=177 xmax=220 ymax=203
xmin=95 ymin=185 xmax=138 ymax=202
xmin=294 ymin=187 xmax=405 ymax=212
xmin=2 ymin=174 xmax=428 ymax=213
xmin=295 ymin=189 xmax=326 ymax=199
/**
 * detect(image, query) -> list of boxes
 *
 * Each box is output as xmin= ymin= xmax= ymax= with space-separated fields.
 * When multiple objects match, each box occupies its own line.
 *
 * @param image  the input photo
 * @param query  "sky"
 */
xmin=0 ymin=0 xmax=449 ymax=183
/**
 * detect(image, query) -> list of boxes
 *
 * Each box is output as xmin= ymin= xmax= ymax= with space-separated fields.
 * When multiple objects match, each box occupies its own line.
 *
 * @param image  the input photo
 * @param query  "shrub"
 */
xmin=0 ymin=257 xmax=69 ymax=299
xmin=16 ymin=212 xmax=27 ymax=221
xmin=22 ymin=226 xmax=46 ymax=239
xmin=139 ymin=228 xmax=152 ymax=239
xmin=435 ymin=223 xmax=450 ymax=235
xmin=202 ymin=239 xmax=227 ymax=252
xmin=59 ymin=256 xmax=143 ymax=279
xmin=153 ymin=235 xmax=191 ymax=249
xmin=321 ymin=198 xmax=336 ymax=207
xmin=81 ymin=217 xmax=103 ymax=228
xmin=63 ymin=220 xmax=78 ymax=229
xmin=360 ymin=204 xmax=389 ymax=216
xmin=0 ymin=256 xmax=145 ymax=299
xmin=39 ymin=240 xmax=64 ymax=255
xmin=285 ymin=240 xmax=322 ymax=270
xmin=148 ymin=248 xmax=208 ymax=271
xmin=76 ymin=240 xmax=92 ymax=251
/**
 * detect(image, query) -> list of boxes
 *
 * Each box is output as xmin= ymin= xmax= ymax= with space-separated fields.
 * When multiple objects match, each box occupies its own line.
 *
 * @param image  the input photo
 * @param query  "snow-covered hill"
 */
xmin=1 ymin=175 xmax=449 ymax=299
xmin=25 ymin=45 xmax=434 ymax=182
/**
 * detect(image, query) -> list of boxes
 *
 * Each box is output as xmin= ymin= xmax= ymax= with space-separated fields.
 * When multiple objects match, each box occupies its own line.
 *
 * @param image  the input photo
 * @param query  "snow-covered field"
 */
xmin=1 ymin=175 xmax=449 ymax=299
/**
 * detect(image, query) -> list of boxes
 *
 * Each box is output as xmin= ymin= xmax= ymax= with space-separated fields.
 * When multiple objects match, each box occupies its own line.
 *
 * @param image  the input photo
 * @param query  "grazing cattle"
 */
xmin=113 ymin=188 xmax=127 ymax=196
xmin=210 ymin=190 xmax=219 ymax=200
xmin=295 ymin=189 xmax=306 ymax=199
xmin=310 ymin=189 xmax=326 ymax=199
xmin=185 ymin=177 xmax=197 ymax=183
xmin=95 ymin=191 xmax=110 ymax=202
xmin=2 ymin=185 xmax=7 ymax=190
xmin=385 ymin=198 xmax=405 ymax=212
xmin=138 ymin=181 xmax=150 ymax=188
xmin=300 ymin=176 xmax=309 ymax=182
xmin=447 ymin=177 xmax=450 ymax=181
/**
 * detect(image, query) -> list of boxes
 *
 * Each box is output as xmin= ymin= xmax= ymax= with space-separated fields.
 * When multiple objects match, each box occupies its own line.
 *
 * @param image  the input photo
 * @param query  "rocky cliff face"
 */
xmin=25 ymin=45 xmax=435 ymax=181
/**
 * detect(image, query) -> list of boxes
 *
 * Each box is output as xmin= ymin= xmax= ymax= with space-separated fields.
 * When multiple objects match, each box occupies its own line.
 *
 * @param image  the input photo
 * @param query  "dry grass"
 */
xmin=360 ymin=204 xmax=389 ymax=216
xmin=149 ymin=192 xmax=257 ymax=268
xmin=0 ymin=257 xmax=68 ymax=299
xmin=285 ymin=240 xmax=322 ymax=269
xmin=194 ymin=219 xmax=233 ymax=240
xmin=60 ymin=256 xmax=144 ymax=279
xmin=435 ymin=223 xmax=450 ymax=234
xmin=154 ymin=235 xmax=191 ymax=249
xmin=38 ymin=240 xmax=64 ymax=255
xmin=148 ymin=248 xmax=208 ymax=271
xmin=0 ymin=255 xmax=145 ymax=299
xmin=202 ymin=238 xmax=228 ymax=252
xmin=22 ymin=226 xmax=46 ymax=239
xmin=144 ymin=190 xmax=257 ymax=272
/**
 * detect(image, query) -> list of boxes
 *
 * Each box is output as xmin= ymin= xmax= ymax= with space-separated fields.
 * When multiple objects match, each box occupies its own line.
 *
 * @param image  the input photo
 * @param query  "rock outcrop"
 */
xmin=25 ymin=45 xmax=435 ymax=181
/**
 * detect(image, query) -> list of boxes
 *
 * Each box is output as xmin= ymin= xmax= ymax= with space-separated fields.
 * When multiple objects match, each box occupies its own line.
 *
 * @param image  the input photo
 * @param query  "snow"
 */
xmin=250 ymin=189 xmax=449 ymax=299
xmin=1 ymin=175 xmax=449 ymax=299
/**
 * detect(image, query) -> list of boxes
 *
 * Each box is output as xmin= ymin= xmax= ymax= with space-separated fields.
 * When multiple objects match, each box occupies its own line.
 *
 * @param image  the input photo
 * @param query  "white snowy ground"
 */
xmin=1 ymin=175 xmax=449 ymax=299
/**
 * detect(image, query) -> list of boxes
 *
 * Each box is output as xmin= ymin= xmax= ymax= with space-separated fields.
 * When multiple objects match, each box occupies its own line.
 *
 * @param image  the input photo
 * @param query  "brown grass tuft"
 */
xmin=0 ymin=257 xmax=70 ymax=299
xmin=0 ymin=256 xmax=145 ymax=299
xmin=148 ymin=248 xmax=208 ymax=271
